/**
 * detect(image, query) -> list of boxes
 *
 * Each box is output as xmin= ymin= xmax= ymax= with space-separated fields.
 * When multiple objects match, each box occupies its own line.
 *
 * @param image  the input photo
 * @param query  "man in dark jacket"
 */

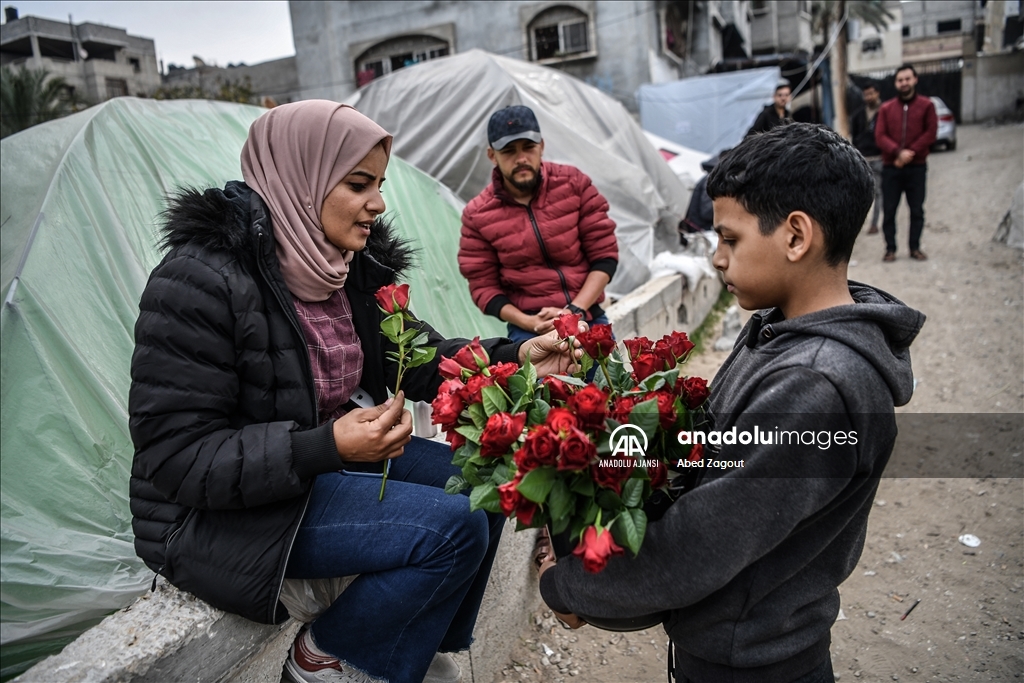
xmin=537 ymin=124 xmax=924 ymax=682
xmin=458 ymin=105 xmax=618 ymax=343
xmin=746 ymin=83 xmax=791 ymax=136
xmin=850 ymin=81 xmax=883 ymax=234
xmin=875 ymin=63 xmax=938 ymax=261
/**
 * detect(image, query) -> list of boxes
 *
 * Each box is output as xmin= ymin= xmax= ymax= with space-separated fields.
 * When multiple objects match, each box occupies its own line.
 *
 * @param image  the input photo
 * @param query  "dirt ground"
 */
xmin=493 ymin=123 xmax=1024 ymax=683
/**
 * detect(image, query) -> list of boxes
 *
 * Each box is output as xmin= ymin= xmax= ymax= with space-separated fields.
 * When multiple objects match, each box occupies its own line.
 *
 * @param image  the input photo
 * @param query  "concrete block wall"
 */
xmin=606 ymin=272 xmax=722 ymax=340
xmin=15 ymin=273 xmax=715 ymax=683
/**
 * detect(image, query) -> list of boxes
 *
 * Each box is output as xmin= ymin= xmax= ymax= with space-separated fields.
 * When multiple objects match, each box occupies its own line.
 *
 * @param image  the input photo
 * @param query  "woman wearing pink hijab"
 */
xmin=128 ymin=101 xmax=578 ymax=683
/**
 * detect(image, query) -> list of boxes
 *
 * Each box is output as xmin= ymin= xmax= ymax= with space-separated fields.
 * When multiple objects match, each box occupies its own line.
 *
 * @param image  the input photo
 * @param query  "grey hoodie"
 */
xmin=540 ymin=283 xmax=925 ymax=683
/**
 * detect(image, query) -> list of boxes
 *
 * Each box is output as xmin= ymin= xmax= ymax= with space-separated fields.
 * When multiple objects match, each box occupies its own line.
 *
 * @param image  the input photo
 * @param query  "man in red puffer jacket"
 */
xmin=875 ymin=63 xmax=937 ymax=263
xmin=459 ymin=105 xmax=618 ymax=343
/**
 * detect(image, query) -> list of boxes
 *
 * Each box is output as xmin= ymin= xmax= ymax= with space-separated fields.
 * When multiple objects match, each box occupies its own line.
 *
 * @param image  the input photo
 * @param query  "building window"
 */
xmin=105 ymin=78 xmax=128 ymax=99
xmin=902 ymin=25 xmax=910 ymax=37
xmin=861 ymin=37 xmax=883 ymax=53
xmin=937 ymin=19 xmax=962 ymax=34
xmin=354 ymin=35 xmax=450 ymax=87
xmin=751 ymin=0 xmax=770 ymax=14
xmin=128 ymin=57 xmax=141 ymax=73
xmin=528 ymin=6 xmax=594 ymax=63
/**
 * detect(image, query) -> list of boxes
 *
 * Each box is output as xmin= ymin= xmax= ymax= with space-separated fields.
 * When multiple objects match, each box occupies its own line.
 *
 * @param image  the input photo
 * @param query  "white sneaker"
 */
xmin=283 ymin=629 xmax=384 ymax=683
xmin=423 ymin=652 xmax=462 ymax=683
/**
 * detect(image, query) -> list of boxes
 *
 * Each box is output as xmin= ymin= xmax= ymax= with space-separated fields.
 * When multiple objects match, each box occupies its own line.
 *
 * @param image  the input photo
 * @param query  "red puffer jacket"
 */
xmin=874 ymin=94 xmax=937 ymax=166
xmin=459 ymin=162 xmax=618 ymax=316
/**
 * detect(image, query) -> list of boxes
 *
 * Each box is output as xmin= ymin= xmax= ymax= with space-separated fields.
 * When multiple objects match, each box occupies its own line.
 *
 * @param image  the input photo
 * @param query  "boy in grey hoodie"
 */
xmin=538 ymin=123 xmax=925 ymax=683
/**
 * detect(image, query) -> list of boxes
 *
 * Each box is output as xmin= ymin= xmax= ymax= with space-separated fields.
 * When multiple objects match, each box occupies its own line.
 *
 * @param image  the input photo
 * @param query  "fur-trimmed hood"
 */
xmin=158 ymin=180 xmax=416 ymax=277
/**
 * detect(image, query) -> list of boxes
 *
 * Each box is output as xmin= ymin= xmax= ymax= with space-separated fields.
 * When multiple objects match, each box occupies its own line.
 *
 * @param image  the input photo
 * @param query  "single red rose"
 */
xmin=662 ymin=331 xmax=695 ymax=361
xmin=552 ymin=312 xmax=583 ymax=339
xmin=573 ymin=525 xmax=625 ymax=573
xmin=374 ymin=283 xmax=410 ymax=314
xmin=516 ymin=426 xmax=560 ymax=470
xmin=498 ymin=476 xmax=524 ymax=516
xmin=648 ymin=459 xmax=668 ymax=489
xmin=452 ymin=336 xmax=490 ymax=374
xmin=591 ymin=459 xmax=633 ymax=495
xmin=577 ymin=323 xmax=615 ymax=360
xmin=652 ymin=390 xmax=677 ymax=430
xmin=515 ymin=500 xmax=539 ymax=526
xmin=545 ymin=407 xmax=578 ymax=435
xmin=622 ymin=337 xmax=653 ymax=361
xmin=679 ymin=376 xmax=709 ymax=409
xmin=480 ymin=412 xmax=527 ymax=457
xmin=445 ymin=429 xmax=466 ymax=451
xmin=543 ymin=376 xmax=574 ymax=404
xmin=459 ymin=373 xmax=495 ymax=404
xmin=513 ymin=439 xmax=539 ymax=472
xmin=489 ymin=361 xmax=519 ymax=389
xmin=438 ymin=356 xmax=466 ymax=380
xmin=568 ymin=384 xmax=609 ymax=429
xmin=430 ymin=385 xmax=465 ymax=427
xmin=609 ymin=395 xmax=638 ymax=424
xmin=687 ymin=442 xmax=704 ymax=462
xmin=558 ymin=426 xmax=596 ymax=471
xmin=652 ymin=340 xmax=676 ymax=370
xmin=631 ymin=352 xmax=662 ymax=381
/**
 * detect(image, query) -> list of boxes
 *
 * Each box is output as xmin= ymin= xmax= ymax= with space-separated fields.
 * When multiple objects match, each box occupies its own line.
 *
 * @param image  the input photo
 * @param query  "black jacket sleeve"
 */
xmin=129 ymin=252 xmax=334 ymax=511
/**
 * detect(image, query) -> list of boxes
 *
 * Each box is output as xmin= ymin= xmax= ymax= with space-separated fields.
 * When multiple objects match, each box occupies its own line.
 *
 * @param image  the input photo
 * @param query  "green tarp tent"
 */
xmin=0 ymin=98 xmax=503 ymax=677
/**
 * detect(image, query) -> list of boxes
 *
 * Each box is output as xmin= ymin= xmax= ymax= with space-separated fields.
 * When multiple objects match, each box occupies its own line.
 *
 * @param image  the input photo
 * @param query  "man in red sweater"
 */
xmin=874 ymin=63 xmax=938 ymax=262
xmin=458 ymin=105 xmax=618 ymax=342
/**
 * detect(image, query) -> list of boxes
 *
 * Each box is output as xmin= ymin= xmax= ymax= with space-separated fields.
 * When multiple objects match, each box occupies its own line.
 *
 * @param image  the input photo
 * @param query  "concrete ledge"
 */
xmin=17 ymin=523 xmax=539 ymax=683
xmin=607 ymin=271 xmax=722 ymax=340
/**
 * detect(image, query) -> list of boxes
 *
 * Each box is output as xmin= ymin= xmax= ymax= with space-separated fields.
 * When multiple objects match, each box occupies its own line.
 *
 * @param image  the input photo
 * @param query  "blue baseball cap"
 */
xmin=487 ymin=105 xmax=542 ymax=150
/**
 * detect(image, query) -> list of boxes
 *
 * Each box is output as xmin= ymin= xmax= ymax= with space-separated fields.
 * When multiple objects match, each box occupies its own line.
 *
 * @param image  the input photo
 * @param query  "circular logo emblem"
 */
xmin=609 ymin=424 xmax=648 ymax=458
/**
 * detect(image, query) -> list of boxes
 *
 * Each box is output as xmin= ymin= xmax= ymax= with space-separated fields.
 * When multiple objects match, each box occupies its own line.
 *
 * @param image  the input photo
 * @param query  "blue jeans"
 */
xmin=285 ymin=436 xmax=504 ymax=683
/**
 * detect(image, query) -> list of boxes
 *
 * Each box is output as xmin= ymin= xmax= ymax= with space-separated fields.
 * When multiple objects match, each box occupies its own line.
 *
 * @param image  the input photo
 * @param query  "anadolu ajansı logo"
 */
xmin=609 ymin=423 xmax=648 ymax=458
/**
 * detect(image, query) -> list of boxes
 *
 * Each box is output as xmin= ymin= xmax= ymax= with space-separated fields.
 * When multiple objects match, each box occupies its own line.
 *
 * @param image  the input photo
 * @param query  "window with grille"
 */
xmin=354 ymin=36 xmax=450 ymax=86
xmin=105 ymin=78 xmax=128 ymax=98
xmin=529 ymin=6 xmax=593 ymax=62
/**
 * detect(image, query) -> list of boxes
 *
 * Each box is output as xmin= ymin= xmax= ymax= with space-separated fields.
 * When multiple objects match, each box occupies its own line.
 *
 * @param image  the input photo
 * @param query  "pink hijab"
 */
xmin=241 ymin=101 xmax=392 ymax=302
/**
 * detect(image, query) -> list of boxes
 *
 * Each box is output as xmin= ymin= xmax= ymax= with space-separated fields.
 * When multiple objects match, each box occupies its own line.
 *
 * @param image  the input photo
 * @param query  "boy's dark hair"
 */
xmin=775 ymin=83 xmax=791 ymax=93
xmin=706 ymin=123 xmax=873 ymax=266
xmin=894 ymin=63 xmax=917 ymax=79
xmin=862 ymin=81 xmax=879 ymax=93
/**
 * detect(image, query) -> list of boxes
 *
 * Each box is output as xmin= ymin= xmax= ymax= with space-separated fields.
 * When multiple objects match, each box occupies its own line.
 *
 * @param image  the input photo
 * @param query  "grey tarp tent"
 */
xmin=348 ymin=49 xmax=692 ymax=297
xmin=637 ymin=66 xmax=782 ymax=156
xmin=0 ymin=97 xmax=501 ymax=677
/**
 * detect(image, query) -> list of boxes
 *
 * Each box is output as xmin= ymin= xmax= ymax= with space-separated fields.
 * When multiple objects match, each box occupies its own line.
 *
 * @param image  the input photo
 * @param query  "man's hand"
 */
xmin=896 ymin=149 xmax=915 ymax=168
xmin=530 ymin=307 xmax=567 ymax=334
xmin=538 ymin=559 xmax=587 ymax=629
xmin=333 ymin=391 xmax=412 ymax=463
xmin=519 ymin=331 xmax=583 ymax=377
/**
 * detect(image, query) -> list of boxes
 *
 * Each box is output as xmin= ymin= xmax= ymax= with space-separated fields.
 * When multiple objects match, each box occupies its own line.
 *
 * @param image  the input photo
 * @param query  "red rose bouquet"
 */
xmin=437 ymin=314 xmax=707 ymax=573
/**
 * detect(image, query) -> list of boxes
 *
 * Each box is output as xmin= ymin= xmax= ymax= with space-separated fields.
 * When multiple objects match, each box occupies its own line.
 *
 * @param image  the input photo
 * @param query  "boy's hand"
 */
xmin=538 ymin=559 xmax=588 ymax=629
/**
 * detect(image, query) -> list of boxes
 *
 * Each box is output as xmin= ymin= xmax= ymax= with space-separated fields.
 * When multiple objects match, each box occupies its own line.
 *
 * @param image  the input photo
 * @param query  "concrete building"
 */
xmin=0 ymin=8 xmax=160 ymax=102
xmin=749 ymin=0 xmax=815 ymax=56
xmin=162 ymin=57 xmax=301 ymax=106
xmin=846 ymin=1 xmax=904 ymax=75
xmin=289 ymin=0 xmax=753 ymax=112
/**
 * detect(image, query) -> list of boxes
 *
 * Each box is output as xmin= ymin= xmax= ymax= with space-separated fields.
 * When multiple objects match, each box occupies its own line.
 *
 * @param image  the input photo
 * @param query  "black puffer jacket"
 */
xmin=129 ymin=181 xmax=520 ymax=624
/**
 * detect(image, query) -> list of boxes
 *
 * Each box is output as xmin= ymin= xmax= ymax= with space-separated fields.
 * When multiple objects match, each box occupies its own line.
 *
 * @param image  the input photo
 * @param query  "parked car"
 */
xmin=931 ymin=97 xmax=957 ymax=151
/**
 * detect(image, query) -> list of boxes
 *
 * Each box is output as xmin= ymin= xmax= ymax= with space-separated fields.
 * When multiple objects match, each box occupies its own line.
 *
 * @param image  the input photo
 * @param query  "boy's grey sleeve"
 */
xmin=542 ymin=367 xmax=860 ymax=620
